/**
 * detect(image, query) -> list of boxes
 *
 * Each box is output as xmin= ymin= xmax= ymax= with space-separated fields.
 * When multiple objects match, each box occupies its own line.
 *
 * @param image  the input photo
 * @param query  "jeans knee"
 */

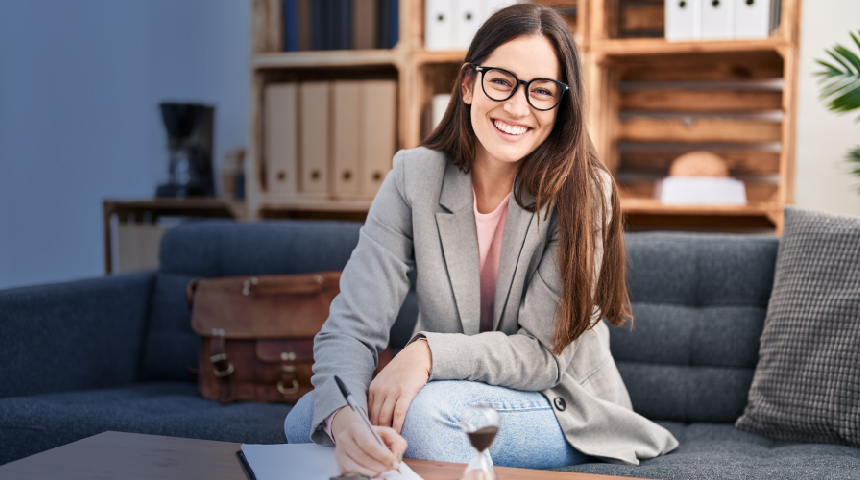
xmin=400 ymin=381 xmax=473 ymax=463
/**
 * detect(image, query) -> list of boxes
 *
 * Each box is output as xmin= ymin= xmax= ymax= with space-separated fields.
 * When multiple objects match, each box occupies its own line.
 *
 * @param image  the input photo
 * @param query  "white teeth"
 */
xmin=493 ymin=120 xmax=528 ymax=135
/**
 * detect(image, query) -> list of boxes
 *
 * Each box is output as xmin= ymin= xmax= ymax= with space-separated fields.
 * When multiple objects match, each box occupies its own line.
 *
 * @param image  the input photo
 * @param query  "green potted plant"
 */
xmin=815 ymin=30 xmax=860 ymax=191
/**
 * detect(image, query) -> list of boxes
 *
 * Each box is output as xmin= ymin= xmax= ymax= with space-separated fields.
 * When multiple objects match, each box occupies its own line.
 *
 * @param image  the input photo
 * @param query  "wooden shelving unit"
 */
xmin=247 ymin=0 xmax=801 ymax=232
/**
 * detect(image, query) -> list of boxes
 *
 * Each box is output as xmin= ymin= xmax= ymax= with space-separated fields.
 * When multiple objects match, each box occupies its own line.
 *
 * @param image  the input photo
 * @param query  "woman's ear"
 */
xmin=461 ymin=76 xmax=475 ymax=105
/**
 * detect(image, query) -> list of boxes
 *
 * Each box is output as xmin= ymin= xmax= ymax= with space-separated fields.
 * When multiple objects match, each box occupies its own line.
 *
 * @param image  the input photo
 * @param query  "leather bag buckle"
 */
xmin=277 ymin=379 xmax=299 ymax=395
xmin=210 ymin=353 xmax=234 ymax=378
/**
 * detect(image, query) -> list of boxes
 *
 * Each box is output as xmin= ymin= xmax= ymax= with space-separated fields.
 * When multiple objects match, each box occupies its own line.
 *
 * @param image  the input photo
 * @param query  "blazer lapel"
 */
xmin=492 ymin=187 xmax=536 ymax=330
xmin=435 ymin=161 xmax=481 ymax=335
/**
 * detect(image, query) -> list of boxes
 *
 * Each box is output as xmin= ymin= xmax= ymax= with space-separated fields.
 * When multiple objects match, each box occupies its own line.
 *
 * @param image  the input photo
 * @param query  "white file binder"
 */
xmin=454 ymin=0 xmax=482 ymax=50
xmin=665 ymin=0 xmax=702 ymax=41
xmin=425 ymin=0 xmax=455 ymax=51
xmin=734 ymin=0 xmax=771 ymax=39
xmin=701 ymin=0 xmax=735 ymax=40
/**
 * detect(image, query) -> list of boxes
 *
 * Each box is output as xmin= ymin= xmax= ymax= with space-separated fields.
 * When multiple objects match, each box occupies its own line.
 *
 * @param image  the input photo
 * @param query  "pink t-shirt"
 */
xmin=321 ymin=186 xmax=511 ymax=442
xmin=472 ymin=186 xmax=511 ymax=333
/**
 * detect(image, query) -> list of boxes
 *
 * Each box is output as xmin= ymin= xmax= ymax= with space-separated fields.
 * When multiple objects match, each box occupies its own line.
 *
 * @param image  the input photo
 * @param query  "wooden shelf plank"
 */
xmin=621 ymin=198 xmax=779 ymax=216
xmin=590 ymin=37 xmax=787 ymax=56
xmin=252 ymin=50 xmax=398 ymax=70
xmin=256 ymin=196 xmax=373 ymax=212
xmin=415 ymin=50 xmax=468 ymax=65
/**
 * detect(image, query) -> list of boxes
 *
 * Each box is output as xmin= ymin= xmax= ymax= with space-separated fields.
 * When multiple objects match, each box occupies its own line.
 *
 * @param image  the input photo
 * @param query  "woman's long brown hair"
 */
xmin=421 ymin=4 xmax=631 ymax=355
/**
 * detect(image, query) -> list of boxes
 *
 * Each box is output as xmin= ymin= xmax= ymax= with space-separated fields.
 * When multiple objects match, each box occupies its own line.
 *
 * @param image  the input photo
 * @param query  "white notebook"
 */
xmin=241 ymin=443 xmax=424 ymax=480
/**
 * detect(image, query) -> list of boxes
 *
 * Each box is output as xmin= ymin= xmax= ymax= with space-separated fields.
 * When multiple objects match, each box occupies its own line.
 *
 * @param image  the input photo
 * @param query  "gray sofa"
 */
xmin=1 ymin=220 xmax=858 ymax=479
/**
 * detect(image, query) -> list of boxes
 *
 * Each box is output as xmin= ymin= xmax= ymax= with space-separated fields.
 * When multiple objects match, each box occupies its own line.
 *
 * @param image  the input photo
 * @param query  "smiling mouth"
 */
xmin=493 ymin=119 xmax=531 ymax=136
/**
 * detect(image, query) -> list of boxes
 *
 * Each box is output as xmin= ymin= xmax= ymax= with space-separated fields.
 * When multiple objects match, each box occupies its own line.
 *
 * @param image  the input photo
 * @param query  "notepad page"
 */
xmin=240 ymin=444 xmax=424 ymax=480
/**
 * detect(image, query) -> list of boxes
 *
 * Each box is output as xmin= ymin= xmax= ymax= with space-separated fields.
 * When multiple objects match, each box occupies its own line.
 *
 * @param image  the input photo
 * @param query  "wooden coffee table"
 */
xmin=0 ymin=431 xmax=642 ymax=480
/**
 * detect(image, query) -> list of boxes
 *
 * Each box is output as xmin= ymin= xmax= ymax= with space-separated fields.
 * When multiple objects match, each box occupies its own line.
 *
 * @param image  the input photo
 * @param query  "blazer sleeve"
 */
xmin=308 ymin=151 xmax=415 ymax=445
xmin=413 ymin=172 xmax=613 ymax=391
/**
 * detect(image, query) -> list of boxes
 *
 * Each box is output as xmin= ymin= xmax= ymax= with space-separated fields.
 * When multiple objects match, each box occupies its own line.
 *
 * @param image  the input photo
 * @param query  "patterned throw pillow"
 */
xmin=735 ymin=206 xmax=860 ymax=447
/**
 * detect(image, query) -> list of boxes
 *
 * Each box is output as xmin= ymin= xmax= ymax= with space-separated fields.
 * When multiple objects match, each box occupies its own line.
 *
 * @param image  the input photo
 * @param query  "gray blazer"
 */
xmin=310 ymin=146 xmax=678 ymax=465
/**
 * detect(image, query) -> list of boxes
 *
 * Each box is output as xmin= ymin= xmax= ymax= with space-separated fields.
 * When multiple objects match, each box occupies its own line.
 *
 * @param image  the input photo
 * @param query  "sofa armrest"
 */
xmin=0 ymin=271 xmax=155 ymax=398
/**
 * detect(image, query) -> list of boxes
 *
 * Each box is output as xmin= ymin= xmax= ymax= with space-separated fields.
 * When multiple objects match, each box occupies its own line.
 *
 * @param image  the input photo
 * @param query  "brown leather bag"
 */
xmin=186 ymin=273 xmax=391 ymax=404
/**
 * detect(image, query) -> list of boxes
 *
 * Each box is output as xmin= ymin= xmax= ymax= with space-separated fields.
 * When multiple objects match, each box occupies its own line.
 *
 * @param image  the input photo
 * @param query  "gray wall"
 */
xmin=0 ymin=0 xmax=249 ymax=290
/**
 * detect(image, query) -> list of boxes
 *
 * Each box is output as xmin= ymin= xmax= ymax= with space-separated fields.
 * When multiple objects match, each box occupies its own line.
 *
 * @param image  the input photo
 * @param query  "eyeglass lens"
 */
xmin=482 ymin=69 xmax=562 ymax=110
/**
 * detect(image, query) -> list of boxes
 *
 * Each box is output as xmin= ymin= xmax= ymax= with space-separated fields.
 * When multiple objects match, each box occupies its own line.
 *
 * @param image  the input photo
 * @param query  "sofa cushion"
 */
xmin=555 ymin=422 xmax=860 ymax=479
xmin=736 ymin=207 xmax=860 ymax=447
xmin=0 ymin=381 xmax=291 ymax=465
xmin=613 ymin=233 xmax=779 ymax=423
xmin=142 ymin=220 xmax=420 ymax=380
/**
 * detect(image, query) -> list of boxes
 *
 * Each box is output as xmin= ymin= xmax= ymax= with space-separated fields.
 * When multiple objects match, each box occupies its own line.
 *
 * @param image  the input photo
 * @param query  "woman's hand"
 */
xmin=331 ymin=407 xmax=407 ymax=477
xmin=368 ymin=339 xmax=432 ymax=433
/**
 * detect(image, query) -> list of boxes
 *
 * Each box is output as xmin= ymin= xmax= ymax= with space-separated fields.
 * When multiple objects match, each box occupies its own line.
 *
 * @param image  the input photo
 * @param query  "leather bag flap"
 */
xmin=256 ymin=339 xmax=314 ymax=363
xmin=189 ymin=273 xmax=341 ymax=339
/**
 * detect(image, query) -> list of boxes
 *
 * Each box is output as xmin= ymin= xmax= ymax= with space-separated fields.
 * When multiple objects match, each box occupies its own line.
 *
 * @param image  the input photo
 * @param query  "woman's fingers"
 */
xmin=391 ymin=394 xmax=414 ymax=435
xmin=334 ymin=422 xmax=402 ymax=476
xmin=369 ymin=380 xmax=384 ymax=425
xmin=376 ymin=392 xmax=399 ymax=428
xmin=377 ymin=426 xmax=408 ymax=457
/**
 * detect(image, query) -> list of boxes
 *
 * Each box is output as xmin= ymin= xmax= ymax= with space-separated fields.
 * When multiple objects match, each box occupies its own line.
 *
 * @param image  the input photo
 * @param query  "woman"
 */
xmin=285 ymin=4 xmax=678 ymax=476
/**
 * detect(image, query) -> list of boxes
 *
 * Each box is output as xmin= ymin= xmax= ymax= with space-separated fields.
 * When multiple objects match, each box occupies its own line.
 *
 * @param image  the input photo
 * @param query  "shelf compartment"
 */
xmin=618 ymin=143 xmax=782 ymax=177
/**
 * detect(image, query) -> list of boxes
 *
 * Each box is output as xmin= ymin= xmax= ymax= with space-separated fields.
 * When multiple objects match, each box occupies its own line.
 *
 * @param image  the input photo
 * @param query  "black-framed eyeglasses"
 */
xmin=471 ymin=64 xmax=569 ymax=111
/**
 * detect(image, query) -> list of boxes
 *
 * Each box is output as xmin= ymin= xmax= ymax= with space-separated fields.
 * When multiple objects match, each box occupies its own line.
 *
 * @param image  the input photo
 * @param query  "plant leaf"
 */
xmin=834 ymin=46 xmax=860 ymax=73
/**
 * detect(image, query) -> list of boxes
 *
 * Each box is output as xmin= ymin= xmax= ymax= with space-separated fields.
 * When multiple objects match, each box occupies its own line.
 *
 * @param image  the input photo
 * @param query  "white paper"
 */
xmin=658 ymin=177 xmax=747 ymax=204
xmin=241 ymin=444 xmax=424 ymax=480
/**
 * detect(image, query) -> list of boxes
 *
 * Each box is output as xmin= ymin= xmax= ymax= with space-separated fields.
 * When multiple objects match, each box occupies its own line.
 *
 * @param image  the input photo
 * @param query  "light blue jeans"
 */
xmin=284 ymin=380 xmax=593 ymax=470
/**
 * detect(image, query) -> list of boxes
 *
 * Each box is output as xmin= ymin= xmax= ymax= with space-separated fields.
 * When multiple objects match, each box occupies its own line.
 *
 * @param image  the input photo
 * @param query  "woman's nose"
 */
xmin=503 ymin=85 xmax=531 ymax=117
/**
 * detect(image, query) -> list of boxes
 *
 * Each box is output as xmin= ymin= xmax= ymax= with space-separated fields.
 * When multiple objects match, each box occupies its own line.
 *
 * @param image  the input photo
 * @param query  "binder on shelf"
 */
xmin=296 ymin=0 xmax=312 ymax=51
xmin=282 ymin=0 xmax=299 ymax=52
xmin=665 ymin=0 xmax=702 ymax=41
xmin=378 ymin=0 xmax=399 ymax=49
xmin=482 ymin=1 xmax=517 ymax=24
xmin=330 ymin=0 xmax=352 ymax=50
xmin=454 ymin=0 xmax=482 ymax=51
xmin=360 ymin=80 xmax=397 ymax=199
xmin=733 ymin=0 xmax=771 ymax=39
xmin=298 ymin=82 xmax=331 ymax=197
xmin=264 ymin=83 xmax=299 ymax=196
xmin=701 ymin=0 xmax=735 ymax=40
xmin=352 ymin=0 xmax=378 ymax=50
xmin=425 ymin=0 xmax=454 ymax=51
xmin=332 ymin=81 xmax=363 ymax=199
xmin=310 ymin=0 xmax=326 ymax=50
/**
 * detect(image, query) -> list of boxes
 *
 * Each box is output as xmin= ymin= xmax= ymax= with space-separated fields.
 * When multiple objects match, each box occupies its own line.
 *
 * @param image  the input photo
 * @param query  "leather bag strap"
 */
xmin=208 ymin=329 xmax=234 ymax=404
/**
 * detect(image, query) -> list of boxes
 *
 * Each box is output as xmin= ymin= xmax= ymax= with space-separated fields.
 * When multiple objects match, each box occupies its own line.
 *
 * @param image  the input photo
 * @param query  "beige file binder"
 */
xmin=264 ymin=83 xmax=298 ymax=196
xmin=332 ymin=81 xmax=362 ymax=199
xmin=360 ymin=80 xmax=397 ymax=199
xmin=298 ymin=81 xmax=330 ymax=198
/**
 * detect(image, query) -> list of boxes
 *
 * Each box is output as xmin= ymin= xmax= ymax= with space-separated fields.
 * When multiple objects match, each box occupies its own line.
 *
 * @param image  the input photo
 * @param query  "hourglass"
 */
xmin=460 ymin=405 xmax=500 ymax=480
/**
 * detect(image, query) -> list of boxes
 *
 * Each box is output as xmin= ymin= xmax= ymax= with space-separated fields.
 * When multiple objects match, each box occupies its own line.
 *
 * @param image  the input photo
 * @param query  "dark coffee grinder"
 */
xmin=156 ymin=103 xmax=216 ymax=198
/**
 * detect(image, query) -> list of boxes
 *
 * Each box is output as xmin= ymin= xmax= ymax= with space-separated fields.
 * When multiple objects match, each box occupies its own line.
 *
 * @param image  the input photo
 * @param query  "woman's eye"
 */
xmin=532 ymin=88 xmax=551 ymax=97
xmin=491 ymin=78 xmax=511 ymax=87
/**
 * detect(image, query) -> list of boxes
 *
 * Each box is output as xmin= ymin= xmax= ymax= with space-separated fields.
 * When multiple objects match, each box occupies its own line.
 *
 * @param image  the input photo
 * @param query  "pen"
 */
xmin=334 ymin=375 xmax=402 ymax=474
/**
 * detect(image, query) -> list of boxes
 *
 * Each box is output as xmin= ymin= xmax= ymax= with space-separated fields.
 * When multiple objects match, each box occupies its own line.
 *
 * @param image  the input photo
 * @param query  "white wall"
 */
xmin=795 ymin=0 xmax=860 ymax=216
xmin=0 ymin=0 xmax=249 ymax=290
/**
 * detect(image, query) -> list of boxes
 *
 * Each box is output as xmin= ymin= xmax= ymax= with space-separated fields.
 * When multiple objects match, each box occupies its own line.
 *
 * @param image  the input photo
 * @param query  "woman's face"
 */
xmin=463 ymin=35 xmax=562 ymax=169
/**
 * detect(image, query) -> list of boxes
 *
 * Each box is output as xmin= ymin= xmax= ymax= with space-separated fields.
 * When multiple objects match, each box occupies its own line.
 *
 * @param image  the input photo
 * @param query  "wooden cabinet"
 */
xmin=247 ymin=0 xmax=801 ymax=232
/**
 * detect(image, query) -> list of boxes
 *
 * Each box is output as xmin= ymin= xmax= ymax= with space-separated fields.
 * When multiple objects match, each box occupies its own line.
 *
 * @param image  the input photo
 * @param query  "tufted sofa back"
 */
xmin=614 ymin=232 xmax=778 ymax=423
xmin=143 ymin=222 xmax=779 ymax=426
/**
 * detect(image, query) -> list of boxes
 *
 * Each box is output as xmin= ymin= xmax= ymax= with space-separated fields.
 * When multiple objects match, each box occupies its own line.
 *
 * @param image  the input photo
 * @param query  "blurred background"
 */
xmin=0 ymin=0 xmax=858 ymax=291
